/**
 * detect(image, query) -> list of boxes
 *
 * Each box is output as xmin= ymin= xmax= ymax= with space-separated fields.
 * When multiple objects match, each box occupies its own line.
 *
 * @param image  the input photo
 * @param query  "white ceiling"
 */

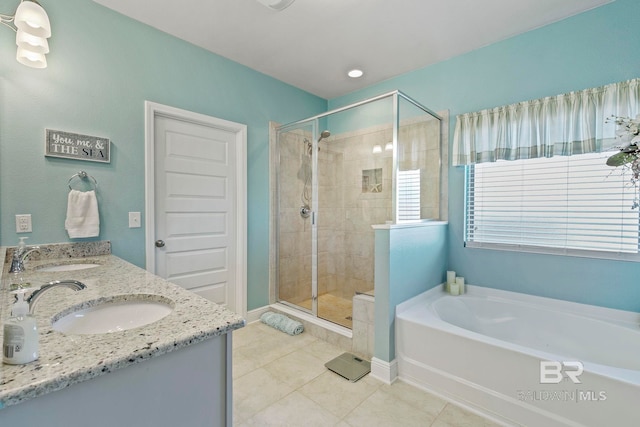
xmin=93 ymin=0 xmax=612 ymax=99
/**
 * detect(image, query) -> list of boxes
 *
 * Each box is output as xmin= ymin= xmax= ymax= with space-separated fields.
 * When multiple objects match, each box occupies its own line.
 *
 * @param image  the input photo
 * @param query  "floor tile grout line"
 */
xmin=232 ymin=340 xmax=330 ymax=382
xmin=332 ymin=380 xmax=383 ymax=424
xmin=240 ymin=360 xmax=336 ymax=426
xmin=234 ymin=335 xmax=322 ymax=372
xmin=297 ymin=371 xmax=382 ymax=422
xmin=385 ymin=379 xmax=451 ymax=420
xmin=428 ymin=402 xmax=450 ymax=427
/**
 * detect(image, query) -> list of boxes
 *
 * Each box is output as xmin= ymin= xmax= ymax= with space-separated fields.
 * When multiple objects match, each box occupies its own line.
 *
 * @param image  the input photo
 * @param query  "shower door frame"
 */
xmin=274 ymin=119 xmax=319 ymax=316
xmin=273 ymin=90 xmax=442 ymax=325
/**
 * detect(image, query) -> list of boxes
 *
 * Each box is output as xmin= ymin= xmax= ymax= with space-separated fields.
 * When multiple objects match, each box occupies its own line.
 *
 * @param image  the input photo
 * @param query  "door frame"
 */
xmin=144 ymin=101 xmax=247 ymax=318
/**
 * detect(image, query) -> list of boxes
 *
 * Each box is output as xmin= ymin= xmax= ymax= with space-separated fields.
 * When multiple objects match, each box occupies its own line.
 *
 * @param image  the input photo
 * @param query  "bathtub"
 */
xmin=395 ymin=285 xmax=640 ymax=427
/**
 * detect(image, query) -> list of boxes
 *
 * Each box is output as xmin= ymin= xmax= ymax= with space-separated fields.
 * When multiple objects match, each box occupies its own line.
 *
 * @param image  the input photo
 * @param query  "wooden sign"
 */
xmin=45 ymin=129 xmax=110 ymax=163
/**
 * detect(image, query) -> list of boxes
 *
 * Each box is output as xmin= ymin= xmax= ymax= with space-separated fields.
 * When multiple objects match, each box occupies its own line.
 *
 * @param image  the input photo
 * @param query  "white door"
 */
xmin=145 ymin=102 xmax=246 ymax=316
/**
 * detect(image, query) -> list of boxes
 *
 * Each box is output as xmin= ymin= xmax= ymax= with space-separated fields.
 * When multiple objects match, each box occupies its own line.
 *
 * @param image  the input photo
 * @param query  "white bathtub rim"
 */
xmin=398 ymin=284 xmax=640 ymax=327
xmin=397 ymin=285 xmax=640 ymax=386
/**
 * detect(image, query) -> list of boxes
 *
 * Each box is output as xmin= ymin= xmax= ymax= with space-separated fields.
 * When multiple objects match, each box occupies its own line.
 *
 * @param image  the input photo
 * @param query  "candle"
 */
xmin=450 ymin=283 xmax=460 ymax=296
xmin=446 ymin=271 xmax=456 ymax=284
xmin=446 ymin=270 xmax=456 ymax=292
xmin=455 ymin=276 xmax=465 ymax=294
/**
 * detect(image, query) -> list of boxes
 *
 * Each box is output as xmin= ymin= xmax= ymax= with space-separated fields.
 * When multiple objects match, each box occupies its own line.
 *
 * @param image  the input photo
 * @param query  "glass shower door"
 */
xmin=315 ymin=130 xmax=352 ymax=328
xmin=275 ymin=122 xmax=316 ymax=314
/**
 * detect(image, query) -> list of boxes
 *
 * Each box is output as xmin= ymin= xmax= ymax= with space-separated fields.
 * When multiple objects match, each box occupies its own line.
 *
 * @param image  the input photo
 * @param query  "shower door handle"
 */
xmin=300 ymin=205 xmax=311 ymax=218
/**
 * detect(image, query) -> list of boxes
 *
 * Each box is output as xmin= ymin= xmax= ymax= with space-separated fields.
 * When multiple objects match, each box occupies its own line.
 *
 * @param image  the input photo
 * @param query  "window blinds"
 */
xmin=398 ymin=169 xmax=421 ymax=221
xmin=466 ymin=153 xmax=640 ymax=258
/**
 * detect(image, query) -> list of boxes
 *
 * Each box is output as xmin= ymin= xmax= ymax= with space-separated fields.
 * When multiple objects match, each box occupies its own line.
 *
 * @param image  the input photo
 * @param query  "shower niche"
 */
xmin=272 ymin=91 xmax=442 ymax=329
xmin=362 ymin=168 xmax=382 ymax=193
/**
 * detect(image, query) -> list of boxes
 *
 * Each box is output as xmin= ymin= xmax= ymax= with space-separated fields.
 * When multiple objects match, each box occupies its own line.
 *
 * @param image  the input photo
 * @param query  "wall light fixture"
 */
xmin=0 ymin=0 xmax=51 ymax=68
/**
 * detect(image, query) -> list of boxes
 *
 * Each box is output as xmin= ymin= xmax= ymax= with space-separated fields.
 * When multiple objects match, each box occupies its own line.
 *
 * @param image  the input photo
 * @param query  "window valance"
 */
xmin=452 ymin=78 xmax=640 ymax=166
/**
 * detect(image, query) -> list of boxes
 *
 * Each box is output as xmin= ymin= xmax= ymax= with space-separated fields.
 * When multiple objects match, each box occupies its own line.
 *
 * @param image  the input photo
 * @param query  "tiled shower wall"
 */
xmin=276 ymin=116 xmax=442 ymax=305
xmin=320 ymin=126 xmax=393 ymax=299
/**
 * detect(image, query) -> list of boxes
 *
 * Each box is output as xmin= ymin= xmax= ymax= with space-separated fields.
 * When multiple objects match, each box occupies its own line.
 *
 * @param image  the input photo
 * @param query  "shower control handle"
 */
xmin=300 ymin=205 xmax=311 ymax=219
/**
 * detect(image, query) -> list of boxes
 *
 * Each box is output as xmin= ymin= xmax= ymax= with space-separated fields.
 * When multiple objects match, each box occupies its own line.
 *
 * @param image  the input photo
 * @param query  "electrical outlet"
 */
xmin=129 ymin=212 xmax=141 ymax=228
xmin=16 ymin=214 xmax=32 ymax=233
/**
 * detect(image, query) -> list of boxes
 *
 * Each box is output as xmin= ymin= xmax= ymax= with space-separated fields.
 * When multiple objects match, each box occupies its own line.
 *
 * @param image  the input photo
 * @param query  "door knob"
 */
xmin=155 ymin=240 xmax=165 ymax=248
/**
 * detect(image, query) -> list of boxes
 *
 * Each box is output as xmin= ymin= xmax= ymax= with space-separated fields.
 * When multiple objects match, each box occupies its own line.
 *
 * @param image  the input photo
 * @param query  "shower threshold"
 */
xmin=270 ymin=302 xmax=352 ymax=339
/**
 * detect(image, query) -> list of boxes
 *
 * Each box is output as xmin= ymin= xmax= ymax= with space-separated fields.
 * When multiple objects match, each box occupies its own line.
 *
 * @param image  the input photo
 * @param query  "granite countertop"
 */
xmin=0 ymin=242 xmax=245 ymax=409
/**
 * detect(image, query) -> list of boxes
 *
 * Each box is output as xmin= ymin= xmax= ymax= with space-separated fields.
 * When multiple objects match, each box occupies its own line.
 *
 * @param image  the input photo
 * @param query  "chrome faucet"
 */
xmin=25 ymin=280 xmax=86 ymax=314
xmin=9 ymin=245 xmax=40 ymax=273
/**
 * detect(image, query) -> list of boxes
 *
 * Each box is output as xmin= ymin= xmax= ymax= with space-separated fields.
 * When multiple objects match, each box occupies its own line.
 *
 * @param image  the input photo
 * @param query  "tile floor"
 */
xmin=233 ymin=321 xmax=504 ymax=427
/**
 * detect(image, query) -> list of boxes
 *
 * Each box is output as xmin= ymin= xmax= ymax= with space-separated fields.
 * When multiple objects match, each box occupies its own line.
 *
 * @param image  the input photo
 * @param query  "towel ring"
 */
xmin=68 ymin=171 xmax=98 ymax=191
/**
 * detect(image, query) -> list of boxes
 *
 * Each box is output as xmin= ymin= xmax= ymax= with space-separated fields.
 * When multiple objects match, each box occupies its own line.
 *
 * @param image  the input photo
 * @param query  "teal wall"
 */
xmin=0 ymin=0 xmax=326 ymax=311
xmin=374 ymin=224 xmax=447 ymax=362
xmin=331 ymin=0 xmax=640 ymax=313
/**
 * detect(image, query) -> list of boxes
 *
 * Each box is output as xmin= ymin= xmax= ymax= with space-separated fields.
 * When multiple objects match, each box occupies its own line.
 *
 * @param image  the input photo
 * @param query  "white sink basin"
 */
xmin=37 ymin=263 xmax=100 ymax=272
xmin=53 ymin=296 xmax=173 ymax=334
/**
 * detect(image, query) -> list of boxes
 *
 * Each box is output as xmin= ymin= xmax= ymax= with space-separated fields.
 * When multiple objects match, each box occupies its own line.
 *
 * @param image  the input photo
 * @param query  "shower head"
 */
xmin=318 ymin=130 xmax=331 ymax=142
xmin=304 ymin=131 xmax=330 ymax=156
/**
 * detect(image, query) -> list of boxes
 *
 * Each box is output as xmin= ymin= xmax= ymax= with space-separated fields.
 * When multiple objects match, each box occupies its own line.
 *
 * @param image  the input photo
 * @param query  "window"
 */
xmin=465 ymin=153 xmax=640 ymax=259
xmin=398 ymin=169 xmax=421 ymax=221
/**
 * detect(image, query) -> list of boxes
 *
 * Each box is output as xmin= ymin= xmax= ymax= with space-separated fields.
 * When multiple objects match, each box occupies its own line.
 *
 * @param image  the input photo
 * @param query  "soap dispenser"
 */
xmin=9 ymin=237 xmax=38 ymax=278
xmin=8 ymin=239 xmax=30 ymax=290
xmin=3 ymin=289 xmax=39 ymax=365
xmin=17 ymin=236 xmax=27 ymax=253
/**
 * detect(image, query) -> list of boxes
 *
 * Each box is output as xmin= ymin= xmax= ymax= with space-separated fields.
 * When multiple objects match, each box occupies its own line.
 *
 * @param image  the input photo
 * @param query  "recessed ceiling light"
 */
xmin=348 ymin=69 xmax=364 ymax=78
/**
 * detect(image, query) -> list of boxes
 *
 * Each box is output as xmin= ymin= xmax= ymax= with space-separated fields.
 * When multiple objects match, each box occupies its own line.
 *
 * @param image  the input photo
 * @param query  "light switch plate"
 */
xmin=16 ymin=214 xmax=32 ymax=233
xmin=129 ymin=212 xmax=141 ymax=228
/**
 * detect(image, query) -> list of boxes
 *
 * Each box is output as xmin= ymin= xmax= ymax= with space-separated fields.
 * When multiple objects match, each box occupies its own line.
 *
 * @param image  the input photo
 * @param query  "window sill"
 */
xmin=465 ymin=241 xmax=640 ymax=263
xmin=372 ymin=220 xmax=448 ymax=230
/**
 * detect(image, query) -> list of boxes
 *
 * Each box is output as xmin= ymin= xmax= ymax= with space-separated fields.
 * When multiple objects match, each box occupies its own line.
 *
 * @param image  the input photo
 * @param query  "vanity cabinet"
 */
xmin=0 ymin=334 xmax=232 ymax=426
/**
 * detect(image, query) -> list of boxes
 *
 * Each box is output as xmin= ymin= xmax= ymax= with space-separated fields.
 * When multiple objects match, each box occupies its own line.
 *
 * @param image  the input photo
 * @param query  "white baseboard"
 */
xmin=370 ymin=357 xmax=398 ymax=384
xmin=245 ymin=306 xmax=271 ymax=324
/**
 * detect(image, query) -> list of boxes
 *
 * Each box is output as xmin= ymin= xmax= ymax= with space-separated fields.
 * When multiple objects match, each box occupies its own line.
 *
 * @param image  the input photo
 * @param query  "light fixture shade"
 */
xmin=385 ymin=142 xmax=393 ymax=151
xmin=256 ymin=0 xmax=295 ymax=11
xmin=14 ymin=0 xmax=51 ymax=38
xmin=16 ymin=29 xmax=49 ymax=54
xmin=16 ymin=46 xmax=47 ymax=68
xmin=372 ymin=145 xmax=382 ymax=154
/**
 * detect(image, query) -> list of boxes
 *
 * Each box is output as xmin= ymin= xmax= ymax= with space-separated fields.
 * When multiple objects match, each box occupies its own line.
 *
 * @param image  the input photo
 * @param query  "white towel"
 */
xmin=65 ymin=190 xmax=100 ymax=238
